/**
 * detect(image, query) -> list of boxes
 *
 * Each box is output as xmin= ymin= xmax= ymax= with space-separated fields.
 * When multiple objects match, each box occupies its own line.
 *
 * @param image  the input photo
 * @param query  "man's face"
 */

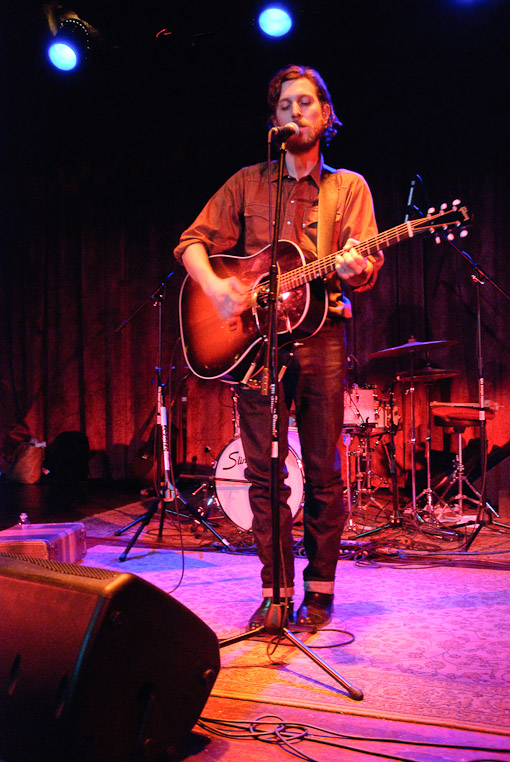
xmin=274 ymin=77 xmax=331 ymax=154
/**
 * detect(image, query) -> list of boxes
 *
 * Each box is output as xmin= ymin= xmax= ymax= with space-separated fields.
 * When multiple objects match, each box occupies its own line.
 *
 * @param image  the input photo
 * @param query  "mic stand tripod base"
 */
xmin=115 ymin=488 xmax=233 ymax=562
xmin=218 ymin=603 xmax=364 ymax=702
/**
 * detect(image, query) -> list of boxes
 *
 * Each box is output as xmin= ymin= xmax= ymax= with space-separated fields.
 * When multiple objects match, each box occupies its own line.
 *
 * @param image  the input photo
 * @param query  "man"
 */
xmin=174 ymin=65 xmax=383 ymax=629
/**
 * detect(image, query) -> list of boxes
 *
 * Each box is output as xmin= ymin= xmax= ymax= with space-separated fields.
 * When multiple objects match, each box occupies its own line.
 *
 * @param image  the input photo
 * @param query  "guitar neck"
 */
xmin=280 ymin=221 xmax=415 ymax=293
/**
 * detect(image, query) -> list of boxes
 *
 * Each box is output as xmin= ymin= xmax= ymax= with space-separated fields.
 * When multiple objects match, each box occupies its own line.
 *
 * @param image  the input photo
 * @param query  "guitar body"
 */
xmin=179 ymin=240 xmax=328 ymax=382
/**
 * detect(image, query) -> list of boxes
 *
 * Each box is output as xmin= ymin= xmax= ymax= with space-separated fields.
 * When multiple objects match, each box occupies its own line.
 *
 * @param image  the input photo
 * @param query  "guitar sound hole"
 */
xmin=256 ymin=280 xmax=270 ymax=310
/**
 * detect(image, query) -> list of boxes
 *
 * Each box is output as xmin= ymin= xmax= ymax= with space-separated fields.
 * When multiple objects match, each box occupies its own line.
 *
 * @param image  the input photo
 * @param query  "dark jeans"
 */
xmin=238 ymin=318 xmax=347 ymax=597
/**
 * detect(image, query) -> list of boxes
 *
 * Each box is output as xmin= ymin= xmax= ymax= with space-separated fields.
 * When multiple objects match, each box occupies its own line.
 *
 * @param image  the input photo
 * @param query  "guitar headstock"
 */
xmin=413 ymin=200 xmax=471 ymax=242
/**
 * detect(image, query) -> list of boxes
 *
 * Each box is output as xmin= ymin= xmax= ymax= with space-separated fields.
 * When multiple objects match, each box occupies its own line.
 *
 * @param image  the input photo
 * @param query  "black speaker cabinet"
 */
xmin=0 ymin=554 xmax=220 ymax=762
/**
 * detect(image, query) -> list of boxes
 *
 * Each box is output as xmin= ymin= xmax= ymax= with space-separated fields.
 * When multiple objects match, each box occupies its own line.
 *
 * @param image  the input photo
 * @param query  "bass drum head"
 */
xmin=214 ymin=432 xmax=303 ymax=531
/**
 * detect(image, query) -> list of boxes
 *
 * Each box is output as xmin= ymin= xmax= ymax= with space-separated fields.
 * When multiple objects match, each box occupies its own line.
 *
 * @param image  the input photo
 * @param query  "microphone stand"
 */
xmin=219 ymin=133 xmax=363 ymax=702
xmin=113 ymin=278 xmax=233 ymax=561
xmin=424 ymin=219 xmax=510 ymax=550
xmin=459 ymin=258 xmax=510 ymax=549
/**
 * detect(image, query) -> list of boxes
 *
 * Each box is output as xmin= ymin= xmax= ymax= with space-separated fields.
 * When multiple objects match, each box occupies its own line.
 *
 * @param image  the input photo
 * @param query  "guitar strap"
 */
xmin=317 ymin=166 xmax=353 ymax=318
xmin=317 ymin=167 xmax=340 ymax=260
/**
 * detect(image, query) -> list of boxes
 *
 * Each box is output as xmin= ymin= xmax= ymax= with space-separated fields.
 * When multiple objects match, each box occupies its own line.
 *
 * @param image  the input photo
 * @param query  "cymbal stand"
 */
xmin=412 ymin=379 xmax=450 ymax=522
xmin=399 ymin=361 xmax=458 ymax=539
xmin=406 ymin=350 xmax=418 ymax=517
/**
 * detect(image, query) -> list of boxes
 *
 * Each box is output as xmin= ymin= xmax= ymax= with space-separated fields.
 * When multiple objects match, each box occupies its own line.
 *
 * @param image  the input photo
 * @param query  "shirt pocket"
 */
xmin=244 ymin=202 xmax=272 ymax=253
xmin=303 ymin=205 xmax=319 ymax=231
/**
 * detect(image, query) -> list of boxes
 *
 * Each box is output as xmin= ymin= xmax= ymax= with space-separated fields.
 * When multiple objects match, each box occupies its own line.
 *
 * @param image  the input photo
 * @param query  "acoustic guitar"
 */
xmin=179 ymin=203 xmax=469 ymax=383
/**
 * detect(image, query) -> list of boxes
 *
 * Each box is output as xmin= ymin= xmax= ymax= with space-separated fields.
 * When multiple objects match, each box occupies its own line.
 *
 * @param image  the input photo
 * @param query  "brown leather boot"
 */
xmin=296 ymin=592 xmax=333 ymax=629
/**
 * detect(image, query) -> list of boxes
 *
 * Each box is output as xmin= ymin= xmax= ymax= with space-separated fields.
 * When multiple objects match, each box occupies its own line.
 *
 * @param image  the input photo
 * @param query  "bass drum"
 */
xmin=215 ymin=428 xmax=304 ymax=531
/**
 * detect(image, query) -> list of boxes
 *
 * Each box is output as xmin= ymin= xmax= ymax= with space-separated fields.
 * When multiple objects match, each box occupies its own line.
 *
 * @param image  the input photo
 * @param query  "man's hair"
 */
xmin=267 ymin=65 xmax=342 ymax=146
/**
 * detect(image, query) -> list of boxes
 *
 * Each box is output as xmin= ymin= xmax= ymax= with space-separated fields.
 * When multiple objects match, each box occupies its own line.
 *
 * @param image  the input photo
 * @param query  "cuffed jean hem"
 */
xmin=304 ymin=580 xmax=335 ymax=594
xmin=262 ymin=586 xmax=295 ymax=598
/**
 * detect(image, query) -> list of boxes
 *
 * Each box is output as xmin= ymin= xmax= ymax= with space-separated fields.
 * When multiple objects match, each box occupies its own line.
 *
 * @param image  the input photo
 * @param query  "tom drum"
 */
xmin=343 ymin=385 xmax=388 ymax=431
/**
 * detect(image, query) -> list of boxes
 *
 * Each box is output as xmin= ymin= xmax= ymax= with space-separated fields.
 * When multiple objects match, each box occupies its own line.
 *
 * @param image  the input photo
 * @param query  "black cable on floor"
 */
xmin=197 ymin=713 xmax=510 ymax=762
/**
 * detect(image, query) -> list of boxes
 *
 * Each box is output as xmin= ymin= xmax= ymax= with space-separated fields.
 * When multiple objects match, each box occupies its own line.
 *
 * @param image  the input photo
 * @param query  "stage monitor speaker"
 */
xmin=0 ymin=554 xmax=220 ymax=762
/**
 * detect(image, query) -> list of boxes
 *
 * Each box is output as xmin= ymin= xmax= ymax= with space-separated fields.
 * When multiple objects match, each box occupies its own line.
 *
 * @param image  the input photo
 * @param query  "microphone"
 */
xmin=270 ymin=122 xmax=300 ymax=142
xmin=404 ymin=176 xmax=417 ymax=222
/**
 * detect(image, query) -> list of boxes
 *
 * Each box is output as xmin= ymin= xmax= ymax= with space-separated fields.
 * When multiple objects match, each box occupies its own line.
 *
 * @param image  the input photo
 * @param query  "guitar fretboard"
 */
xmin=280 ymin=221 xmax=415 ymax=292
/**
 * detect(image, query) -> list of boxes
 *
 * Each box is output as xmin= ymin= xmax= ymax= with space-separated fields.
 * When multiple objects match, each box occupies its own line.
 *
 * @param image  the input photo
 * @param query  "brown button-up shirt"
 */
xmin=174 ymin=157 xmax=384 ymax=316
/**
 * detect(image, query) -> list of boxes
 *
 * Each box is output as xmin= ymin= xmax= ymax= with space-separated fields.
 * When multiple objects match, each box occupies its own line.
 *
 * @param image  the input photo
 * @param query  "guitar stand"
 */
xmin=219 ymin=130 xmax=363 ymax=702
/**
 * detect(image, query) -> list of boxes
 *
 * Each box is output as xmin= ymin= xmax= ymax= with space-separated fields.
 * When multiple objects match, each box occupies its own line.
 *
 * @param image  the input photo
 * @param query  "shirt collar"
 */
xmin=270 ymin=155 xmax=324 ymax=188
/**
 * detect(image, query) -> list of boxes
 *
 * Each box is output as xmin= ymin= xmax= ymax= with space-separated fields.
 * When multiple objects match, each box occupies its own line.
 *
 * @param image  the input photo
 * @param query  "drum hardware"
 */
xmin=369 ymin=338 xmax=459 ymax=535
xmin=397 ymin=370 xmax=459 ymax=522
xmin=342 ymin=432 xmax=356 ymax=530
xmin=342 ymin=430 xmax=379 ymax=532
xmin=349 ymin=426 xmax=389 ymax=514
xmin=343 ymin=384 xmax=389 ymax=431
xmin=342 ymin=385 xmax=392 ymax=521
xmin=354 ymin=386 xmax=405 ymax=538
xmin=369 ymin=338 xmax=456 ymax=360
xmin=431 ymin=403 xmax=497 ymax=519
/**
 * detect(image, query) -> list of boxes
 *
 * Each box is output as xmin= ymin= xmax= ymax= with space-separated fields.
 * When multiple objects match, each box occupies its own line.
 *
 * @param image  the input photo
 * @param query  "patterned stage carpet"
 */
xmin=81 ymin=506 xmax=510 ymax=735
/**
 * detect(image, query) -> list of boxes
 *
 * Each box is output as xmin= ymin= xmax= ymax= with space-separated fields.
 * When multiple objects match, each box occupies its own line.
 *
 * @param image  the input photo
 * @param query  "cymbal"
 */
xmin=431 ymin=402 xmax=495 ymax=423
xmin=370 ymin=339 xmax=455 ymax=359
xmin=396 ymin=366 xmax=460 ymax=382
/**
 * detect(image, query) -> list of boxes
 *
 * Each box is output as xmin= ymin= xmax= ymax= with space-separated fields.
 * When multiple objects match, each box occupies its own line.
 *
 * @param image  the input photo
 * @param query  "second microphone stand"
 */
xmin=114 ymin=281 xmax=232 ymax=561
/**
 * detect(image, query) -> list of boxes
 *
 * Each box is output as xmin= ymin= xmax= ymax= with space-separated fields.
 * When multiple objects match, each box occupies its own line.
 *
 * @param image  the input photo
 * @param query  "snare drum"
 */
xmin=214 ymin=429 xmax=303 ymax=531
xmin=343 ymin=385 xmax=387 ymax=431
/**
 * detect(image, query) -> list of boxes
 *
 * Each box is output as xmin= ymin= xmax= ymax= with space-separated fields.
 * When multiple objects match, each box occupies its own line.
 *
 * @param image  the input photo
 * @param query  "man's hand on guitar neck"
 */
xmin=335 ymin=237 xmax=371 ymax=287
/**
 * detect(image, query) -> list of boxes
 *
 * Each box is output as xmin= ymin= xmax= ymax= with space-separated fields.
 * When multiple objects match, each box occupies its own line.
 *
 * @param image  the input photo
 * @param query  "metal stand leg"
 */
xmin=439 ymin=427 xmax=496 ymax=516
xmin=414 ymin=380 xmax=451 ymax=521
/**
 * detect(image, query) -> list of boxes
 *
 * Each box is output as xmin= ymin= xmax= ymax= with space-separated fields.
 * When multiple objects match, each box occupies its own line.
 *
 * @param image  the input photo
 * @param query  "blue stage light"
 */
xmin=47 ymin=18 xmax=89 ymax=71
xmin=48 ymin=41 xmax=79 ymax=71
xmin=258 ymin=6 xmax=293 ymax=38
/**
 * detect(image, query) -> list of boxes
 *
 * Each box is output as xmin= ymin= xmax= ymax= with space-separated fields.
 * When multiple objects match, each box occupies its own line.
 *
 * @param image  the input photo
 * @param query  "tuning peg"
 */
xmin=427 ymin=207 xmax=435 ymax=215
xmin=460 ymin=228 xmax=469 ymax=238
xmin=435 ymin=235 xmax=441 ymax=245
xmin=447 ymin=232 xmax=455 ymax=241
xmin=440 ymin=202 xmax=447 ymax=212
xmin=452 ymin=198 xmax=461 ymax=208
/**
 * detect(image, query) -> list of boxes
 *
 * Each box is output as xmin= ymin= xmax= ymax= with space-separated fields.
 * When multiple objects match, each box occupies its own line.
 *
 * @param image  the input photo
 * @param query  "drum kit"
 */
xmin=199 ymin=337 xmax=495 ymax=535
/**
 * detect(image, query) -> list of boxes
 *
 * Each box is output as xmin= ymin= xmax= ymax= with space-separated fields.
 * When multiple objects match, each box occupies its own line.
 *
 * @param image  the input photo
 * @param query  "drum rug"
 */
xmin=80 ymin=536 xmax=510 ymax=735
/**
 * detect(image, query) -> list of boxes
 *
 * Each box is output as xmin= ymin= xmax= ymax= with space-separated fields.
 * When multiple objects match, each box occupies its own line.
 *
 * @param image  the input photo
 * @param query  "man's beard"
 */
xmin=286 ymin=118 xmax=328 ymax=154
